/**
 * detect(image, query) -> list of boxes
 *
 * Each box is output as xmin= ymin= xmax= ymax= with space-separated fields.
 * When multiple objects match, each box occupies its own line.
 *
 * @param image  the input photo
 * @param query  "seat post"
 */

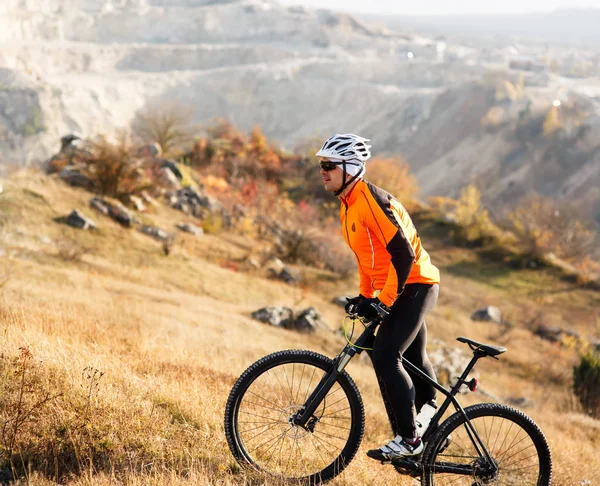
xmin=449 ymin=353 xmax=480 ymax=396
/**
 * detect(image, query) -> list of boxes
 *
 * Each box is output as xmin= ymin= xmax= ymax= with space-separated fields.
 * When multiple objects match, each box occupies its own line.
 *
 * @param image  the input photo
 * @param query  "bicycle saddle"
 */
xmin=457 ymin=337 xmax=507 ymax=357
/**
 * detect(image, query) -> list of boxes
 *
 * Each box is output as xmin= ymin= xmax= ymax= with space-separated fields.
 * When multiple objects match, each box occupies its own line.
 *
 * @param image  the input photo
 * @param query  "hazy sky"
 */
xmin=278 ymin=0 xmax=600 ymax=15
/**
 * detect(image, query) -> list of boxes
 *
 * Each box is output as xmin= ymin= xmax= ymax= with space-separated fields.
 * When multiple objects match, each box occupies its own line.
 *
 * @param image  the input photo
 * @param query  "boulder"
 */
xmin=128 ymin=195 xmax=146 ymax=212
xmin=428 ymin=339 xmax=475 ymax=391
xmin=279 ymin=266 xmax=301 ymax=284
xmin=65 ymin=210 xmax=96 ymax=230
xmin=140 ymin=225 xmax=171 ymax=242
xmin=289 ymin=307 xmax=323 ymax=333
xmin=158 ymin=167 xmax=182 ymax=189
xmin=176 ymin=222 xmax=203 ymax=236
xmin=266 ymin=257 xmax=285 ymax=273
xmin=534 ymin=325 xmax=581 ymax=343
xmin=59 ymin=167 xmax=92 ymax=189
xmin=471 ymin=306 xmax=502 ymax=324
xmin=59 ymin=133 xmax=83 ymax=153
xmin=108 ymin=202 xmax=141 ymax=227
xmin=251 ymin=306 xmax=294 ymax=328
xmin=90 ymin=197 xmax=110 ymax=215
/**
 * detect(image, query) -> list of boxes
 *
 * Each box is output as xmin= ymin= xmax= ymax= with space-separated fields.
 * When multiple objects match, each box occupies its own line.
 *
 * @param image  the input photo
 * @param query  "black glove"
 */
xmin=355 ymin=298 xmax=390 ymax=321
xmin=344 ymin=295 xmax=366 ymax=314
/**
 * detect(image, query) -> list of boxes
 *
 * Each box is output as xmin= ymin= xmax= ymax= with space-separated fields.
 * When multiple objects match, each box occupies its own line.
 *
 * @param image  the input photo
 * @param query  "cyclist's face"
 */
xmin=319 ymin=159 xmax=344 ymax=192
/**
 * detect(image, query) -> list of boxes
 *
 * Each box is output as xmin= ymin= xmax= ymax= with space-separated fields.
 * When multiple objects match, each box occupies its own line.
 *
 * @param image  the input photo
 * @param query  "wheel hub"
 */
xmin=473 ymin=456 xmax=498 ymax=482
xmin=284 ymin=405 xmax=319 ymax=437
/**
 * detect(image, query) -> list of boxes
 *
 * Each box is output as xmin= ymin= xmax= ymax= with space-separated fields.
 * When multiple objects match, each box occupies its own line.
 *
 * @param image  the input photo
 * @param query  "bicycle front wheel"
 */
xmin=422 ymin=403 xmax=552 ymax=485
xmin=224 ymin=349 xmax=364 ymax=484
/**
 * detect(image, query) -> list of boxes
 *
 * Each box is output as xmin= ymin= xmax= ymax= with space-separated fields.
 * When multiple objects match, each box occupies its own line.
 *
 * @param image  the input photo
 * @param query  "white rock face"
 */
xmin=1 ymin=0 xmax=598 ymax=215
xmin=0 ymin=0 xmax=449 ymax=168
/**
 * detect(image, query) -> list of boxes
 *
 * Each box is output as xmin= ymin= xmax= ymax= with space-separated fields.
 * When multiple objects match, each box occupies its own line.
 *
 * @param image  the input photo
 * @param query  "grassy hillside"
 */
xmin=0 ymin=169 xmax=599 ymax=485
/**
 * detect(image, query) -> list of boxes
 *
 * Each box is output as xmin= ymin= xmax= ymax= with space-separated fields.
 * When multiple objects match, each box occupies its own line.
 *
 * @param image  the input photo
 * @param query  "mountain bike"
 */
xmin=224 ymin=310 xmax=552 ymax=485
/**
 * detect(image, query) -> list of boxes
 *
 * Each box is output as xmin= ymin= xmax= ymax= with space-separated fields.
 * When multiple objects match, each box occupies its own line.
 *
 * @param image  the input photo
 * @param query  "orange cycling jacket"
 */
xmin=340 ymin=180 xmax=440 ymax=308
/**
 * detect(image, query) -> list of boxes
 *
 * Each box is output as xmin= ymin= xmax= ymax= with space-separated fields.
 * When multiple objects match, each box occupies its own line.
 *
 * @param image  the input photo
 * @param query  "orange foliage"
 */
xmin=365 ymin=157 xmax=419 ymax=204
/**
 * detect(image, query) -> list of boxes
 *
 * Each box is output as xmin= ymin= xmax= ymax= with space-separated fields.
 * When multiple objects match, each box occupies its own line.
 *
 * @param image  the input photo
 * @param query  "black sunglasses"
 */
xmin=320 ymin=161 xmax=342 ymax=171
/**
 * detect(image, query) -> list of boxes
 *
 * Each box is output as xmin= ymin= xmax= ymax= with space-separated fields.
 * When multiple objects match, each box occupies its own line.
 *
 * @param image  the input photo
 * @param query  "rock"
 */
xmin=59 ymin=167 xmax=92 ymax=189
xmin=138 ymin=143 xmax=162 ymax=158
xmin=428 ymin=339 xmax=475 ymax=391
xmin=332 ymin=296 xmax=349 ymax=307
xmin=108 ymin=201 xmax=141 ymax=227
xmin=90 ymin=197 xmax=110 ymax=215
xmin=471 ymin=306 xmax=502 ymax=324
xmin=279 ymin=266 xmax=301 ymax=284
xmin=140 ymin=191 xmax=160 ymax=208
xmin=248 ymin=258 xmax=261 ymax=269
xmin=267 ymin=264 xmax=301 ymax=285
xmin=160 ymin=160 xmax=183 ymax=180
xmin=65 ymin=209 xmax=96 ymax=230
xmin=128 ymin=195 xmax=146 ymax=212
xmin=158 ymin=167 xmax=182 ymax=189
xmin=251 ymin=306 xmax=294 ymax=328
xmin=39 ymin=236 xmax=52 ymax=245
xmin=289 ymin=307 xmax=323 ymax=333
xmin=140 ymin=225 xmax=171 ymax=242
xmin=167 ymin=187 xmax=222 ymax=218
xmin=534 ymin=325 xmax=581 ymax=343
xmin=506 ymin=396 xmax=531 ymax=408
xmin=176 ymin=222 xmax=203 ymax=236
xmin=59 ymin=133 xmax=83 ymax=153
xmin=266 ymin=257 xmax=285 ymax=273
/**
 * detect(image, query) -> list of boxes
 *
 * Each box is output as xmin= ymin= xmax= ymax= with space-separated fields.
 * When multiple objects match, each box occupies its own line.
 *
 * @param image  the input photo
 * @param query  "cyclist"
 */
xmin=317 ymin=133 xmax=441 ymax=461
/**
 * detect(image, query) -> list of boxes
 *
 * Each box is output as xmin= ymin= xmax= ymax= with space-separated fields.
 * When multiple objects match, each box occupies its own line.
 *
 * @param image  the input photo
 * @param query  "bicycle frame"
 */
xmin=291 ymin=317 xmax=497 ymax=476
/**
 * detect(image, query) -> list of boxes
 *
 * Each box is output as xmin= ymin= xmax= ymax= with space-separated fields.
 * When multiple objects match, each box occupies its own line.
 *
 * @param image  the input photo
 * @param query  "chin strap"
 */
xmin=334 ymin=161 xmax=365 ymax=197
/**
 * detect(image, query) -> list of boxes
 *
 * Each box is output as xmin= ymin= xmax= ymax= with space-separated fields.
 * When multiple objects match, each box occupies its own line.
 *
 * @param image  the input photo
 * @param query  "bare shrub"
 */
xmin=430 ymin=185 xmax=500 ymax=247
xmin=573 ymin=351 xmax=600 ymax=419
xmin=504 ymin=194 xmax=597 ymax=263
xmin=131 ymin=102 xmax=194 ymax=155
xmin=0 ymin=348 xmax=61 ymax=478
xmin=80 ymin=135 xmax=151 ymax=200
xmin=264 ymin=200 xmax=355 ymax=277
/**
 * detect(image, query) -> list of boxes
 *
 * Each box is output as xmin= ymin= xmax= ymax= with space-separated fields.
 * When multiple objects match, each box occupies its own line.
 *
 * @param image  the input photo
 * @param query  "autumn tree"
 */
xmin=365 ymin=157 xmax=420 ymax=204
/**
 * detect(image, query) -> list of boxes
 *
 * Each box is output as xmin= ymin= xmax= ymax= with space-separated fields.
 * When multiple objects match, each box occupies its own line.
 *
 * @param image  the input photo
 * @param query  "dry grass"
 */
xmin=0 ymin=169 xmax=599 ymax=485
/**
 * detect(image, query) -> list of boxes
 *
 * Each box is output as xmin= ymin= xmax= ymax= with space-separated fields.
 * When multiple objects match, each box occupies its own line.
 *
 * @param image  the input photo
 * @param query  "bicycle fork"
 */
xmin=291 ymin=332 xmax=370 ymax=430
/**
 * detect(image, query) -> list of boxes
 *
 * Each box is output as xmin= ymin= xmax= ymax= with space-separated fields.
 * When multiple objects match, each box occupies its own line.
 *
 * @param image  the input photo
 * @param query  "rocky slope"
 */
xmin=1 ymin=0 xmax=599 ymax=219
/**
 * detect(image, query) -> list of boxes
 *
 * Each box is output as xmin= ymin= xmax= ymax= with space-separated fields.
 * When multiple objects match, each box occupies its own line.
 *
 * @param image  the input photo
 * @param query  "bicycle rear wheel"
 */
xmin=422 ymin=403 xmax=552 ymax=485
xmin=224 ymin=350 xmax=364 ymax=484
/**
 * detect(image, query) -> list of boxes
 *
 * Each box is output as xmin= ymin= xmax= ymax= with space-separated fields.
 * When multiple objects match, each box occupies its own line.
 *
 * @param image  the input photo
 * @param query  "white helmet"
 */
xmin=315 ymin=133 xmax=371 ymax=162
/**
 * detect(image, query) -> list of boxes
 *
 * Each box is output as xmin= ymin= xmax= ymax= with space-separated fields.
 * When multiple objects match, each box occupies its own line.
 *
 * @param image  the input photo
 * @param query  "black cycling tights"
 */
xmin=367 ymin=283 xmax=439 ymax=439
